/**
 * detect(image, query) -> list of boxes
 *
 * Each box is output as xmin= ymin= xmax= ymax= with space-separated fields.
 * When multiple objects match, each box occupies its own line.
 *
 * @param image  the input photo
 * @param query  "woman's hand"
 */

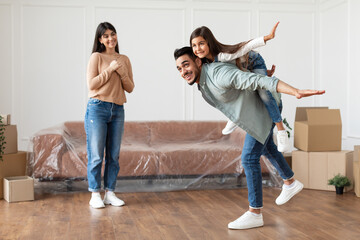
xmin=110 ymin=60 xmax=119 ymax=69
xmin=264 ymin=21 xmax=280 ymax=43
xmin=110 ymin=58 xmax=123 ymax=71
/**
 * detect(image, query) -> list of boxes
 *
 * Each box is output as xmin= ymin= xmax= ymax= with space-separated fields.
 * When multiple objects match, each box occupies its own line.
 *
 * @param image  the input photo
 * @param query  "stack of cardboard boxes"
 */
xmin=0 ymin=114 xmax=34 ymax=202
xmin=292 ymin=107 xmax=354 ymax=192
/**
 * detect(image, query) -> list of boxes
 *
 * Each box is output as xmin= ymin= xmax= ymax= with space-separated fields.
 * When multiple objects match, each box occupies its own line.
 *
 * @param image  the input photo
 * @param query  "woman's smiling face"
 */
xmin=99 ymin=29 xmax=118 ymax=50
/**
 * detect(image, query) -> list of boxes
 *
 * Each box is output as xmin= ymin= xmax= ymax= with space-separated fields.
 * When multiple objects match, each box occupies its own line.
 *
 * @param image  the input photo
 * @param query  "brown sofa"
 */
xmin=28 ymin=121 xmax=272 ymax=180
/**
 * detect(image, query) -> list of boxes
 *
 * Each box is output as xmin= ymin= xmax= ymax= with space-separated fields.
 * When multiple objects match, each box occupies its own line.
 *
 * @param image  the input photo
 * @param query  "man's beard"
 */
xmin=188 ymin=75 xmax=198 ymax=86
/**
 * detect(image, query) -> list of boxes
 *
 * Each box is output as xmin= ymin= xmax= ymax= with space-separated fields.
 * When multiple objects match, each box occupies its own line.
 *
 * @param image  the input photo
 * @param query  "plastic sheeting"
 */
xmin=27 ymin=121 xmax=283 ymax=193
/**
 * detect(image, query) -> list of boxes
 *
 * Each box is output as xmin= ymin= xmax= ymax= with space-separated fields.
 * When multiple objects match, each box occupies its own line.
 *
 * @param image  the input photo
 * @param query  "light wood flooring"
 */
xmin=0 ymin=187 xmax=359 ymax=240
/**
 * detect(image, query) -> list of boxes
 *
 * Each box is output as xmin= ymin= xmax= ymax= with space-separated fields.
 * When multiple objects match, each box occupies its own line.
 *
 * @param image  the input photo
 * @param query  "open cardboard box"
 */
xmin=3 ymin=176 xmax=34 ymax=202
xmin=0 ymin=152 xmax=27 ymax=199
xmin=294 ymin=107 xmax=341 ymax=152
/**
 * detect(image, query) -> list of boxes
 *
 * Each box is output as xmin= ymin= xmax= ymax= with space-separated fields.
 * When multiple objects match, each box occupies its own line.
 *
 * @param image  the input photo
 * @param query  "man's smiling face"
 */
xmin=176 ymin=54 xmax=201 ymax=86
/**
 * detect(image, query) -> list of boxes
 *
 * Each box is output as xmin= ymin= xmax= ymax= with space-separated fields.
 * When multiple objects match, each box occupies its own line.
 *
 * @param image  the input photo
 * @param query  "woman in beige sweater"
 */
xmin=85 ymin=22 xmax=134 ymax=209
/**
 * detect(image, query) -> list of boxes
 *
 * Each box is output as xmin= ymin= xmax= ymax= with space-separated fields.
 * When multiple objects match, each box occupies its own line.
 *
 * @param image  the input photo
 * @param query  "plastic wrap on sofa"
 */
xmin=27 ymin=121 xmax=282 ymax=192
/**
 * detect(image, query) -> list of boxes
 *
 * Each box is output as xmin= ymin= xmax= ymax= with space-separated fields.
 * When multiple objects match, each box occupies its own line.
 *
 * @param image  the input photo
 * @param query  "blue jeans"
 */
xmin=249 ymin=51 xmax=282 ymax=123
xmin=241 ymin=103 xmax=293 ymax=208
xmin=84 ymin=98 xmax=125 ymax=192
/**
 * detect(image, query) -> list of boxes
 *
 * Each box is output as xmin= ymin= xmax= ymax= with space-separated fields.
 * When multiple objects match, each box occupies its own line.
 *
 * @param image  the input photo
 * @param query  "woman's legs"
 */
xmin=102 ymin=103 xmax=125 ymax=207
xmin=85 ymin=98 xmax=108 ymax=208
xmin=85 ymin=99 xmax=108 ymax=193
xmin=85 ymin=99 xmax=125 ymax=208
xmin=104 ymin=104 xmax=124 ymax=191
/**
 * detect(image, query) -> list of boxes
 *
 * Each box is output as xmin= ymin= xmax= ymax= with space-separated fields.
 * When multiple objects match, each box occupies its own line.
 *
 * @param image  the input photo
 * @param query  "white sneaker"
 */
xmin=228 ymin=211 xmax=264 ymax=230
xmin=89 ymin=192 xmax=105 ymax=209
xmin=276 ymin=180 xmax=304 ymax=205
xmin=222 ymin=120 xmax=238 ymax=135
xmin=103 ymin=191 xmax=125 ymax=207
xmin=277 ymin=130 xmax=290 ymax=152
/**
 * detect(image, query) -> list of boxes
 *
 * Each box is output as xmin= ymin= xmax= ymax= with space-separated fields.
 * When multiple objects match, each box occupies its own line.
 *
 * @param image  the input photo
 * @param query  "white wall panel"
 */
xmin=21 ymin=5 xmax=86 ymax=141
xmin=94 ymin=7 xmax=185 ymax=121
xmin=348 ymin=0 xmax=360 ymax=138
xmin=0 ymin=0 xmax=358 ymax=150
xmin=319 ymin=2 xmax=348 ymax=137
xmin=0 ymin=4 xmax=12 ymax=115
xmin=192 ymin=9 xmax=251 ymax=121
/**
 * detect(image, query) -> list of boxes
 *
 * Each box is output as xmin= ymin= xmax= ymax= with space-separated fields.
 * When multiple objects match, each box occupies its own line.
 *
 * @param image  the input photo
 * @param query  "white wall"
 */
xmin=0 ymin=0 xmax=359 ymax=151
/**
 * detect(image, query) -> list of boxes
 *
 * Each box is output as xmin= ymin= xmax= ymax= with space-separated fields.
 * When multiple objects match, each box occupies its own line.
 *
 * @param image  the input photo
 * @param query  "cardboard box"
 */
xmin=283 ymin=152 xmax=292 ymax=168
xmin=0 ymin=151 xmax=27 ymax=199
xmin=294 ymin=107 xmax=342 ymax=152
xmin=354 ymin=161 xmax=360 ymax=197
xmin=0 ymin=114 xmax=11 ymax=125
xmin=292 ymin=150 xmax=353 ymax=191
xmin=2 ymin=125 xmax=18 ymax=154
xmin=3 ymin=176 xmax=34 ymax=202
xmin=354 ymin=145 xmax=360 ymax=162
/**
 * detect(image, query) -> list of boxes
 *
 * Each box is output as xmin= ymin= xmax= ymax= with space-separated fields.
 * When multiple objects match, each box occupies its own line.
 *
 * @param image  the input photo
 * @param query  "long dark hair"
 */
xmin=190 ymin=26 xmax=250 ymax=70
xmin=92 ymin=22 xmax=119 ymax=53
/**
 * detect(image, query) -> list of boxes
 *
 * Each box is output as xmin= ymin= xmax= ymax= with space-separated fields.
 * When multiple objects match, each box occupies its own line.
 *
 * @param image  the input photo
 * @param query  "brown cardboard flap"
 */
xmin=295 ymin=107 xmax=328 ymax=121
xmin=3 ymin=125 xmax=18 ymax=154
xmin=306 ymin=109 xmax=342 ymax=125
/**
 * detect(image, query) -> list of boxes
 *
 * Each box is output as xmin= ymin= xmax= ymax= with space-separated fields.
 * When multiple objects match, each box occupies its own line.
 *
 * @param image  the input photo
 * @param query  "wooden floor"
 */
xmin=0 ymin=187 xmax=359 ymax=240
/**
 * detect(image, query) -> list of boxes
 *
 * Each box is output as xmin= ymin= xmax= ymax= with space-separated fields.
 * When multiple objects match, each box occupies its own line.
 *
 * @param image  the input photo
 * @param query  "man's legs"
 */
xmin=262 ymin=140 xmax=304 ymax=205
xmin=261 ymin=103 xmax=304 ymax=205
xmin=228 ymin=133 xmax=267 ymax=230
xmin=228 ymin=126 xmax=303 ymax=229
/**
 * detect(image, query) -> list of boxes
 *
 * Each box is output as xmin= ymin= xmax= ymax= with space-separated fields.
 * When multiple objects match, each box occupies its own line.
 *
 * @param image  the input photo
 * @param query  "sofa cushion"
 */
xmin=154 ymin=142 xmax=240 ymax=175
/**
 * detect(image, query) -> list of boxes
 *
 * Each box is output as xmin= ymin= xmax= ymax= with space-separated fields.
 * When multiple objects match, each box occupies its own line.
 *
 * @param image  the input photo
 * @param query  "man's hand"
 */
xmin=264 ymin=21 xmax=280 ymax=43
xmin=295 ymin=89 xmax=326 ymax=99
xmin=276 ymin=80 xmax=325 ymax=98
xmin=267 ymin=65 xmax=276 ymax=77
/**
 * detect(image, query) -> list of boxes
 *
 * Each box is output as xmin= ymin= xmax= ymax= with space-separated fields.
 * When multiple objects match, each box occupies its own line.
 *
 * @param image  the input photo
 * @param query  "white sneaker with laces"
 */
xmin=277 ymin=130 xmax=290 ymax=152
xmin=103 ymin=191 xmax=125 ymax=207
xmin=222 ymin=120 xmax=238 ymax=135
xmin=276 ymin=180 xmax=304 ymax=205
xmin=228 ymin=211 xmax=264 ymax=230
xmin=89 ymin=192 xmax=105 ymax=209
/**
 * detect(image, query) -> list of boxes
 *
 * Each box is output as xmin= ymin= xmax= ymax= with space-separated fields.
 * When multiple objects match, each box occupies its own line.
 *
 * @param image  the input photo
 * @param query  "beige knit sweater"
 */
xmin=87 ymin=52 xmax=134 ymax=105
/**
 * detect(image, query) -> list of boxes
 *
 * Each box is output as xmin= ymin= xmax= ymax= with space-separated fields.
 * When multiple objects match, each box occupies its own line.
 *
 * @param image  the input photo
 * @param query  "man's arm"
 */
xmin=215 ymin=63 xmax=279 ymax=91
xmin=276 ymin=80 xmax=325 ymax=98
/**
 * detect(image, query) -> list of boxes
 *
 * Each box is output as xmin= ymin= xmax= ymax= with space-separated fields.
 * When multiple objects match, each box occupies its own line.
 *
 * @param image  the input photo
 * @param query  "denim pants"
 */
xmin=84 ymin=98 xmax=124 ymax=192
xmin=249 ymin=51 xmax=282 ymax=123
xmin=241 ymin=102 xmax=294 ymax=208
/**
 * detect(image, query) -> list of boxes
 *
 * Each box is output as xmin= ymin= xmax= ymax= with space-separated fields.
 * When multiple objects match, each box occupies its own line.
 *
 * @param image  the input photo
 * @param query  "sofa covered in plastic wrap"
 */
xmin=28 ymin=121 xmax=278 ymax=184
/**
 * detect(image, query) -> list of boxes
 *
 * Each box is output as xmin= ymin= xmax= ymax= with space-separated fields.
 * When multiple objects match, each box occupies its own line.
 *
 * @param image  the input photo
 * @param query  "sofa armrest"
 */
xmin=29 ymin=133 xmax=68 ymax=178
